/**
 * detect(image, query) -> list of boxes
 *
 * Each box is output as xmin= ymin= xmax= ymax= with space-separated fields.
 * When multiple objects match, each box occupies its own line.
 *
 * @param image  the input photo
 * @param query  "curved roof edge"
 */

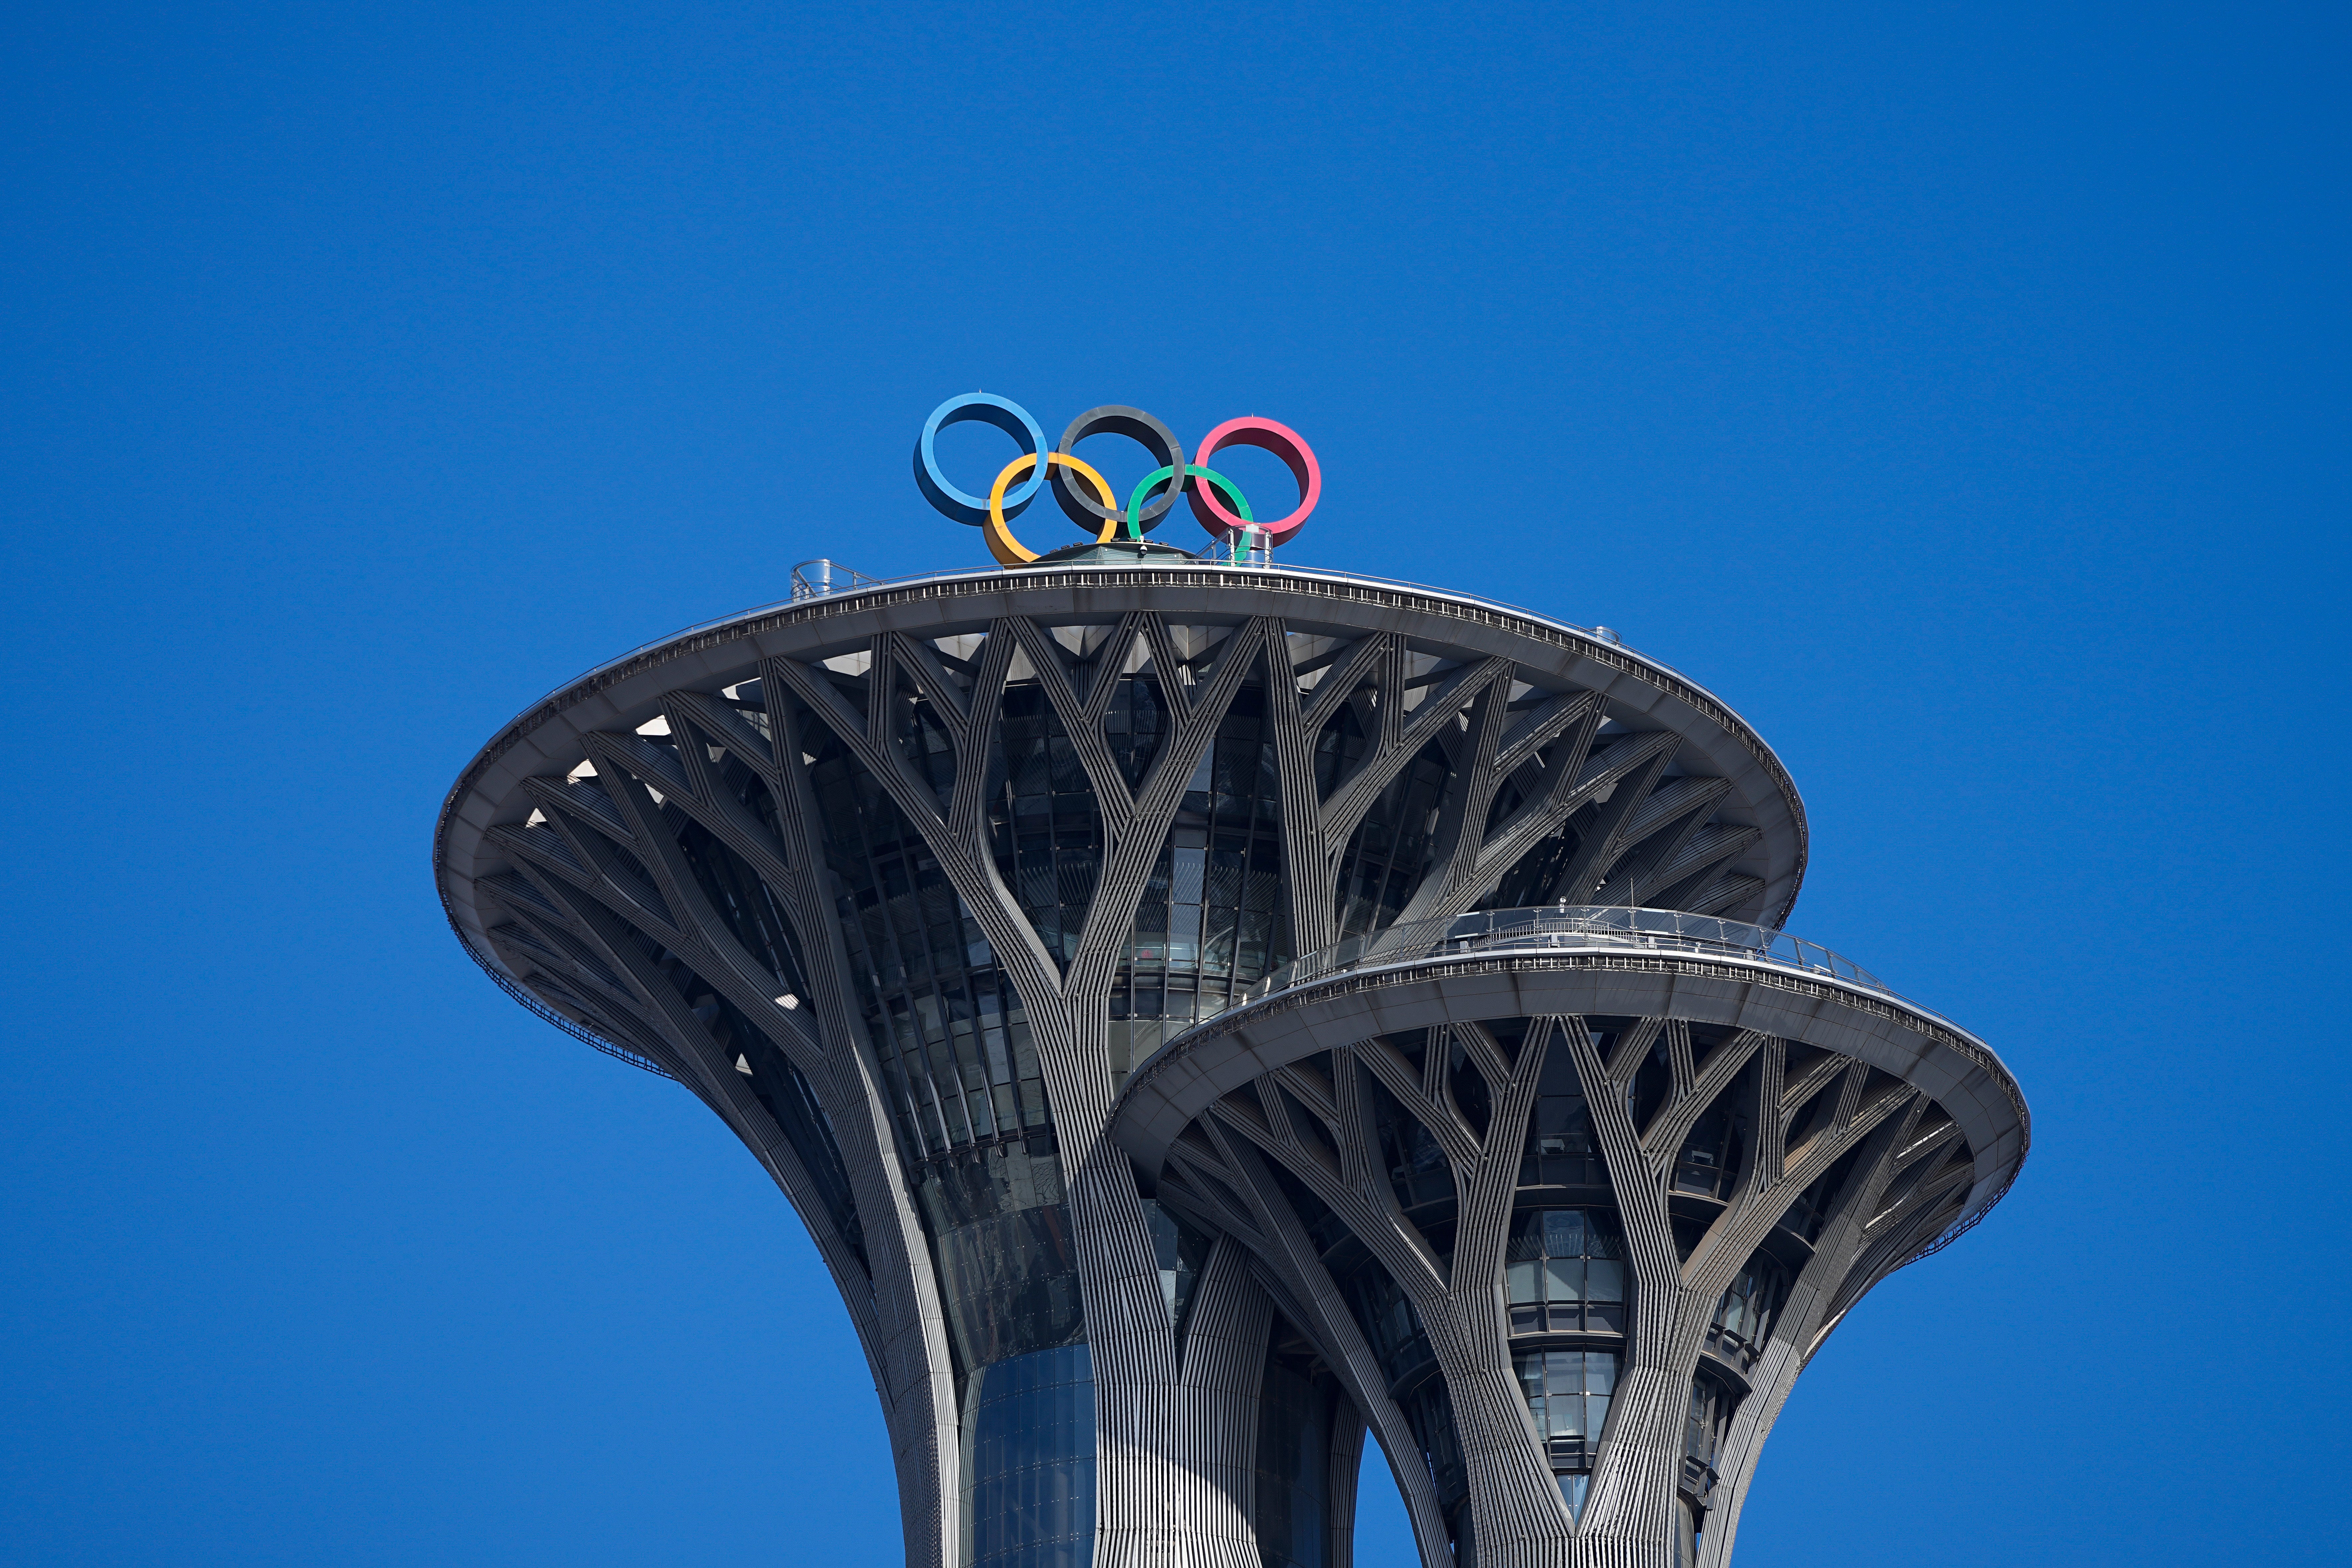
xmin=434 ymin=562 xmax=1810 ymax=937
xmin=1110 ymin=949 xmax=2027 ymax=1261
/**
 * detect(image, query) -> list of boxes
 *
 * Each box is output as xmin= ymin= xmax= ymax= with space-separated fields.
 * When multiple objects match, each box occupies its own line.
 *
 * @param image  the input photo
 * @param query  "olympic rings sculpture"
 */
xmin=914 ymin=394 xmax=1320 ymax=567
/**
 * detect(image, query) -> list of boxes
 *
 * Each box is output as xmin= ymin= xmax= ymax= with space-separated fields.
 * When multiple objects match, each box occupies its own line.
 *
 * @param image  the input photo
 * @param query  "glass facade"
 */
xmin=666 ymin=806 xmax=812 ymax=1001
xmin=1312 ymin=662 xmax=1468 ymax=942
xmin=1502 ymin=1021 xmax=1643 ymax=1520
xmin=1365 ymin=1067 xmax=1455 ymax=1215
xmin=1445 ymin=1035 xmax=1492 ymax=1139
xmin=1142 ymin=1200 xmax=1209 ymax=1341
xmin=1706 ymin=1255 xmax=1789 ymax=1370
xmin=893 ymin=657 xmax=965 ymax=808
xmin=1504 ymin=1210 xmax=1627 ymax=1336
xmin=641 ymin=686 xmax=1086 ymax=1384
xmin=786 ymin=672 xmax=1107 ymax=1568
xmin=1108 ymin=685 xmax=1290 ymax=1087
xmin=1783 ymin=1145 xmax=1862 ymax=1242
xmin=1672 ymin=1078 xmax=1750 ymax=1200
xmin=918 ymin=1138 xmax=1085 ymax=1374
xmin=1255 ymin=1327 xmax=1335 ymax=1568
xmin=1626 ymin=1031 xmax=1673 ymax=1138
xmin=1329 ymin=735 xmax=1454 ymax=941
xmin=1100 ymin=665 xmax=1170 ymax=788
xmin=987 ymin=685 xmax=1104 ymax=967
xmin=800 ymin=700 xmax=1052 ymax=1163
xmin=1338 ymin=1252 xmax=1438 ymax=1394
xmin=1370 ymin=1024 xmax=1495 ymax=1155
xmin=961 ymin=1344 xmax=1097 ymax=1568
xmin=1514 ymin=1349 xmax=1620 ymax=1468
xmin=1396 ymin=1378 xmax=1471 ymax=1562
xmin=1513 ymin=1349 xmax=1620 ymax=1514
xmin=1682 ymin=1370 xmax=1740 ymax=1502
xmin=1519 ymin=1023 xmax=1616 ymax=1188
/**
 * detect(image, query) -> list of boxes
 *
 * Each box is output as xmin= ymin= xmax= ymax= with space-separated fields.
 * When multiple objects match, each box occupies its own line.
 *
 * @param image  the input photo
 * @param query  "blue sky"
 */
xmin=3 ymin=3 xmax=2344 ymax=1564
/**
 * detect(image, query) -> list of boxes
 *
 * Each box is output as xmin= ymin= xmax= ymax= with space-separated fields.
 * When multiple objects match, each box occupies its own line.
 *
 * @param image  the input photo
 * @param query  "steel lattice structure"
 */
xmin=434 ymin=557 xmax=2026 ymax=1568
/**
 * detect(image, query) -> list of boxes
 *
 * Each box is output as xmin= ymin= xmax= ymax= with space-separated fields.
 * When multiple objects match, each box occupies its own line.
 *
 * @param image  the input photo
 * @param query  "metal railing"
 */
xmin=1238 ymin=905 xmax=1905 ymax=1011
xmin=769 ymin=552 xmax=1698 ymax=679
xmin=791 ymin=559 xmax=884 ymax=600
xmin=1206 ymin=526 xmax=1274 ymax=567
xmin=501 ymin=554 xmax=1716 ymax=731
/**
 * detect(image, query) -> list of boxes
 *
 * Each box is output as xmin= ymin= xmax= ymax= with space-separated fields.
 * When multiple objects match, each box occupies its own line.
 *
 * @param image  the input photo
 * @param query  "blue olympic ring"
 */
xmin=913 ymin=393 xmax=1050 ymax=526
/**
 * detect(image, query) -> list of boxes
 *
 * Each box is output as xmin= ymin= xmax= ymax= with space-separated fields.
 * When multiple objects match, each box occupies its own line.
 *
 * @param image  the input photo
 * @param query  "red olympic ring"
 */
xmin=1187 ymin=417 xmax=1321 ymax=544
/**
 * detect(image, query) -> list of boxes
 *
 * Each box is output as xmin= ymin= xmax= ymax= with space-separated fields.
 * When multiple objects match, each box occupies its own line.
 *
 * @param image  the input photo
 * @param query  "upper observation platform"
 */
xmin=434 ymin=558 xmax=1812 ymax=1055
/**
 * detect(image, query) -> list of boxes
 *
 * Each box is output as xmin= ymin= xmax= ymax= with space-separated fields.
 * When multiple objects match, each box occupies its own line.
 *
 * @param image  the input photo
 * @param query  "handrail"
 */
xmin=791 ymin=559 xmax=884 ymax=600
xmin=511 ymin=554 xmax=1708 ymax=720
xmin=1237 ymin=905 xmax=1929 ymax=1017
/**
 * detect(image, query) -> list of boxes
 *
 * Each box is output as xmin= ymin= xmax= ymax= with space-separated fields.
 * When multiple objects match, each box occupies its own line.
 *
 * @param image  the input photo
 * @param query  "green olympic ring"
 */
xmin=1126 ymin=464 xmax=1252 ymax=540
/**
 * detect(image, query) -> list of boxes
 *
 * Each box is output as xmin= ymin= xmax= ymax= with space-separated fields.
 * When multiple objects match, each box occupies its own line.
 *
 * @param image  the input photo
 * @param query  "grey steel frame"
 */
xmin=432 ymin=562 xmax=2005 ymax=1568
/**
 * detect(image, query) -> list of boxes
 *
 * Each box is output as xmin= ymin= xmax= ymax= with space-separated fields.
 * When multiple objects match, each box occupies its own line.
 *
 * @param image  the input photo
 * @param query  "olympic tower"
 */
xmin=433 ymin=397 xmax=2027 ymax=1568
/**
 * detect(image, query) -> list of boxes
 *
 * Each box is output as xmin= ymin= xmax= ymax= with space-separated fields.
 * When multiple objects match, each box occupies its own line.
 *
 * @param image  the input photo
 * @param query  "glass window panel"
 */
xmin=1585 ymin=1259 xmax=1624 ymax=1303
xmin=960 ymin=1343 xmax=1097 ymax=1568
xmin=1172 ymin=846 xmax=1207 ymax=905
xmin=1545 ymin=1258 xmax=1582 ymax=1303
xmin=1506 ymin=1261 xmax=1541 ymax=1305
xmin=1254 ymin=1350 xmax=1330 ymax=1568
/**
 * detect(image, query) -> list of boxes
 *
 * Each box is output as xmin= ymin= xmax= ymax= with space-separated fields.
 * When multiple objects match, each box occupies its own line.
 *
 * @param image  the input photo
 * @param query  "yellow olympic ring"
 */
xmin=986 ymin=452 xmax=1120 ymax=566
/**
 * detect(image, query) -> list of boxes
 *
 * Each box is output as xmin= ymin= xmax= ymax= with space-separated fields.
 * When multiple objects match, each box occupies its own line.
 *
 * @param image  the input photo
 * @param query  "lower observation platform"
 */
xmin=1109 ymin=907 xmax=2025 ymax=1564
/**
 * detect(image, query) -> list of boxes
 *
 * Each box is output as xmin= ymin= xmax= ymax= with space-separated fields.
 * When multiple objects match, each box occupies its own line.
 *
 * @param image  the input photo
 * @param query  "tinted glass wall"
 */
xmin=962 ymin=1344 xmax=1097 ymax=1568
xmin=919 ymin=1138 xmax=1085 ymax=1373
xmin=1255 ymin=1330 xmax=1334 ymax=1568
xmin=1108 ymin=684 xmax=1290 ymax=1087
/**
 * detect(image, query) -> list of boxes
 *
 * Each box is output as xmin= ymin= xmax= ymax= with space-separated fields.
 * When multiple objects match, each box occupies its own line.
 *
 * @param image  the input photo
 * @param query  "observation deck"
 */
xmin=1114 ymin=904 xmax=2026 ymax=1256
xmin=1108 ymin=907 xmax=2026 ymax=1560
xmin=438 ymin=556 xmax=1811 ymax=977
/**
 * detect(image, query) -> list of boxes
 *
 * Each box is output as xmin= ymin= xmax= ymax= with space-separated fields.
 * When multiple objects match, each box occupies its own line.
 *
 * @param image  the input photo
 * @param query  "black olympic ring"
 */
xmin=1048 ymin=406 xmax=1188 ymax=534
